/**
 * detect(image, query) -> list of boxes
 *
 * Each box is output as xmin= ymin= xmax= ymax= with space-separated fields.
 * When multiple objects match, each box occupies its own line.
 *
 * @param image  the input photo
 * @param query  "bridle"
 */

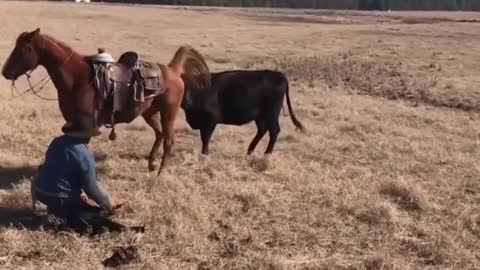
xmin=10 ymin=35 xmax=73 ymax=101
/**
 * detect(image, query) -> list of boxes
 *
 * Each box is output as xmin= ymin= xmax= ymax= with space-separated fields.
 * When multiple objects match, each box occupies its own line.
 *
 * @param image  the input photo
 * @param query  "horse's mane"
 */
xmin=40 ymin=33 xmax=97 ymax=68
xmin=181 ymin=73 xmax=212 ymax=91
xmin=41 ymin=34 xmax=77 ymax=54
xmin=169 ymin=46 xmax=211 ymax=89
xmin=38 ymin=34 xmax=104 ymax=79
xmin=41 ymin=34 xmax=106 ymax=71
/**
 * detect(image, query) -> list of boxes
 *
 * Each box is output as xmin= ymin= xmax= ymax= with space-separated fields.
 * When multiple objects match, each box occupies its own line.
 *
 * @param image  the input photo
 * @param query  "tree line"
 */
xmin=93 ymin=0 xmax=480 ymax=11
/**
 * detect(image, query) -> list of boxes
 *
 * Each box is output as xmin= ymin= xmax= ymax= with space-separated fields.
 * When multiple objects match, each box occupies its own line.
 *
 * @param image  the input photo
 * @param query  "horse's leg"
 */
xmin=157 ymin=91 xmax=184 ymax=175
xmin=157 ymin=108 xmax=177 ymax=176
xmin=142 ymin=109 xmax=163 ymax=172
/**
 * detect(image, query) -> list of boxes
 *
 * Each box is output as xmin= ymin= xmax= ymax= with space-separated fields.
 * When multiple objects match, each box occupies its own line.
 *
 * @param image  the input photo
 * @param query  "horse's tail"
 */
xmin=168 ymin=45 xmax=211 ymax=88
xmin=285 ymin=76 xmax=306 ymax=132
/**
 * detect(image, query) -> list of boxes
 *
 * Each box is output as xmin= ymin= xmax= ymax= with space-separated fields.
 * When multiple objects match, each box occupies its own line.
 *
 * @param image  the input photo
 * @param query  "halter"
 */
xmin=10 ymin=35 xmax=74 ymax=101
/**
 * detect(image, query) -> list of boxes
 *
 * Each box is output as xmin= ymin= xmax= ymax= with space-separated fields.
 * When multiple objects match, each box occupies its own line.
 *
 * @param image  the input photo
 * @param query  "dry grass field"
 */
xmin=0 ymin=1 xmax=480 ymax=269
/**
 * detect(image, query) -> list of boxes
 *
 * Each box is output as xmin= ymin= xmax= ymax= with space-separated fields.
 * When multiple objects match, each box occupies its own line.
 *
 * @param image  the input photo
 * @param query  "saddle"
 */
xmin=91 ymin=51 xmax=165 ymax=128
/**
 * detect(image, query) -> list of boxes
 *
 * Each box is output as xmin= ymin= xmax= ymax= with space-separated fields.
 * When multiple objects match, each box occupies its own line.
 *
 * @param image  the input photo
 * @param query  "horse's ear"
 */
xmin=23 ymin=28 xmax=41 ymax=42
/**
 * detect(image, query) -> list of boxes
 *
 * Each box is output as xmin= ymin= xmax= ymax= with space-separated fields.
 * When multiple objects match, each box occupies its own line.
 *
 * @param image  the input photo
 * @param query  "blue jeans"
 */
xmin=36 ymin=192 xmax=104 ymax=229
xmin=35 ymin=192 xmax=143 ymax=235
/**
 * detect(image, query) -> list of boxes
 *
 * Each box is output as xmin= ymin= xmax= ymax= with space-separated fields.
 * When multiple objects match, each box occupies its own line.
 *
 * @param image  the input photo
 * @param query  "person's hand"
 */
xmin=113 ymin=202 xmax=125 ymax=211
xmin=81 ymin=194 xmax=100 ymax=207
xmin=107 ymin=202 xmax=125 ymax=216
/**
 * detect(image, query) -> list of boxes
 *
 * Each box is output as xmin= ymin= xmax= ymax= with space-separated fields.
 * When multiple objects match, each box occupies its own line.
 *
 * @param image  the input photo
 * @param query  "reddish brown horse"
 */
xmin=2 ymin=28 xmax=210 ymax=175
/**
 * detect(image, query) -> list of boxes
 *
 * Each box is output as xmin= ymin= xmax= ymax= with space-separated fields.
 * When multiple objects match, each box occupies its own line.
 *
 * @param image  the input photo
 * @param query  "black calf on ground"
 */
xmin=181 ymin=70 xmax=305 ymax=155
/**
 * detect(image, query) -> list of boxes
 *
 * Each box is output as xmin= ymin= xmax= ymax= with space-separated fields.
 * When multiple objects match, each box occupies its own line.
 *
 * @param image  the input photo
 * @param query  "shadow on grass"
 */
xmin=0 ymin=165 xmax=38 ymax=190
xmin=0 ymin=207 xmax=43 ymax=230
xmin=0 ymin=206 xmax=145 ymax=236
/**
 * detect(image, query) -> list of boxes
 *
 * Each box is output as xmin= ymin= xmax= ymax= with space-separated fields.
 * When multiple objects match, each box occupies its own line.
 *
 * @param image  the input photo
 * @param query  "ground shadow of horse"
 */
xmin=0 ymin=207 xmax=43 ymax=230
xmin=0 ymin=165 xmax=37 ymax=190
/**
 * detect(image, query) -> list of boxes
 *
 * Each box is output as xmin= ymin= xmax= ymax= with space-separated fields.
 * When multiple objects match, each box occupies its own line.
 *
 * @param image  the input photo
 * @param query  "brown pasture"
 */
xmin=0 ymin=1 xmax=479 ymax=269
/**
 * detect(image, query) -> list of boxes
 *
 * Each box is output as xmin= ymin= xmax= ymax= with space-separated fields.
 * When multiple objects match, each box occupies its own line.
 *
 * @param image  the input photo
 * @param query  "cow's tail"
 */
xmin=284 ymin=77 xmax=305 ymax=132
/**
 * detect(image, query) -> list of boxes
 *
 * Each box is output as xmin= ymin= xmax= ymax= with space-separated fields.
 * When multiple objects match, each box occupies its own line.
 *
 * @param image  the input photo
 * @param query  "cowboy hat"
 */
xmin=62 ymin=116 xmax=101 ymax=138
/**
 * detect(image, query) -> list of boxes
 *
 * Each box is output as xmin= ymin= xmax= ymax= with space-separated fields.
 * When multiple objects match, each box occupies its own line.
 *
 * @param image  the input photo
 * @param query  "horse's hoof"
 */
xmin=148 ymin=164 xmax=157 ymax=172
xmin=156 ymin=163 xmax=165 ymax=176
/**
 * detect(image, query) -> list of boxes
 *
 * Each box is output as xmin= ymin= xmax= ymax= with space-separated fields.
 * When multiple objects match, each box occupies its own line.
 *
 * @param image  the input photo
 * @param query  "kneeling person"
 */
xmin=34 ymin=117 xmax=115 ymax=229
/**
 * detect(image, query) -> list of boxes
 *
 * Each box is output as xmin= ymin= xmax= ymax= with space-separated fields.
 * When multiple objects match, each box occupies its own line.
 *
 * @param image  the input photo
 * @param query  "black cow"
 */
xmin=181 ymin=69 xmax=305 ymax=155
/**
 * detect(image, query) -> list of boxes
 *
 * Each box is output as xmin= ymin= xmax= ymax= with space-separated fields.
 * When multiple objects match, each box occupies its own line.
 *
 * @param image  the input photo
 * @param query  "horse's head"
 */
xmin=2 ymin=28 xmax=42 ymax=81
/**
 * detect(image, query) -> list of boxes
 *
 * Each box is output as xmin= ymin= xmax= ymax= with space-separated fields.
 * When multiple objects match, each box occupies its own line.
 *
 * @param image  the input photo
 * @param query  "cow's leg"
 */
xmin=142 ymin=110 xmax=163 ymax=172
xmin=265 ymin=100 xmax=283 ymax=154
xmin=200 ymin=123 xmax=216 ymax=155
xmin=265 ymin=120 xmax=281 ymax=154
xmin=247 ymin=119 xmax=267 ymax=155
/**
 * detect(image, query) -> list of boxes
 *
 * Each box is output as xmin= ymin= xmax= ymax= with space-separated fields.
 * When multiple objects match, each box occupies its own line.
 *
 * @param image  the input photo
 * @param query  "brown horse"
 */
xmin=2 ymin=28 xmax=211 ymax=175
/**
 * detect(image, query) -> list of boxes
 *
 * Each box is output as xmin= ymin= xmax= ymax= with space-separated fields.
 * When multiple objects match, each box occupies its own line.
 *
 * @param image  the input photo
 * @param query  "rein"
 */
xmin=10 ymin=35 xmax=74 ymax=101
xmin=11 ymin=71 xmax=54 ymax=100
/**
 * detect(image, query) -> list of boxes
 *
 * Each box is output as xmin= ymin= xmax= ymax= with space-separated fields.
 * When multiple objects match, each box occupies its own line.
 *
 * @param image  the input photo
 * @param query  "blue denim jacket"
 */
xmin=35 ymin=135 xmax=112 ymax=210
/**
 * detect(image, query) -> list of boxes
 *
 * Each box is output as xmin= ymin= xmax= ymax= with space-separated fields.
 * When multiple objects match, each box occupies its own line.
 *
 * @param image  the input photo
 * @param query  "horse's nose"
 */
xmin=1 ymin=70 xmax=10 ymax=80
xmin=1 ymin=65 xmax=15 ymax=80
xmin=1 ymin=64 xmax=10 ymax=79
xmin=2 ymin=71 xmax=13 ymax=80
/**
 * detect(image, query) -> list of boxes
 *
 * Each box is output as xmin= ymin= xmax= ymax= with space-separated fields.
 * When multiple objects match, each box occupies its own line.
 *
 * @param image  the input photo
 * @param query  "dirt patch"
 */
xmin=249 ymin=53 xmax=480 ymax=112
xmin=1 ymin=2 xmax=480 ymax=270
xmin=240 ymin=10 xmax=480 ymax=26
xmin=400 ymin=16 xmax=480 ymax=24
xmin=239 ymin=14 xmax=356 ymax=25
xmin=379 ymin=180 xmax=428 ymax=213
